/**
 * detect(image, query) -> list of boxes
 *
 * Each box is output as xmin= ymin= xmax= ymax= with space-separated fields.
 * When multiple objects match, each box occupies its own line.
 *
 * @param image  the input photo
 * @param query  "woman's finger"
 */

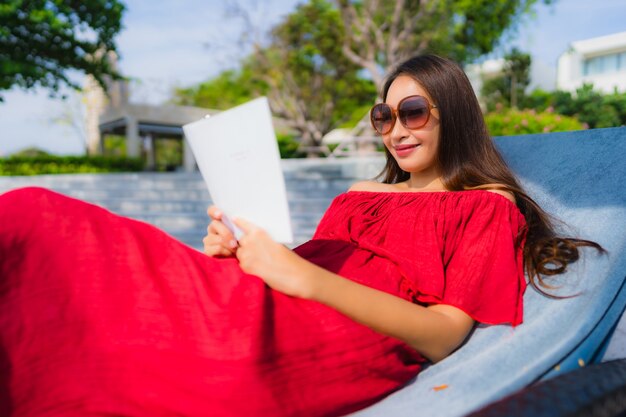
xmin=203 ymin=237 xmax=235 ymax=257
xmin=207 ymin=205 xmax=222 ymax=220
xmin=204 ymin=244 xmax=234 ymax=257
xmin=208 ymin=219 xmax=235 ymax=240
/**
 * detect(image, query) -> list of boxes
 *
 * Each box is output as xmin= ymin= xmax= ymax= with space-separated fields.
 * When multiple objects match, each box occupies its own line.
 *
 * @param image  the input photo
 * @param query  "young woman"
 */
xmin=0 ymin=55 xmax=600 ymax=417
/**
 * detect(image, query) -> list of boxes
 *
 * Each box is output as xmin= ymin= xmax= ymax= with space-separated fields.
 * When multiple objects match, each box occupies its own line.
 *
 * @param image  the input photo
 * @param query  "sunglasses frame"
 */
xmin=370 ymin=95 xmax=438 ymax=135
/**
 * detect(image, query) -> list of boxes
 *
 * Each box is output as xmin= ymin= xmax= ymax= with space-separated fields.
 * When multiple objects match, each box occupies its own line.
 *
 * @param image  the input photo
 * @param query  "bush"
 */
xmin=485 ymin=108 xmax=586 ymax=137
xmin=0 ymin=155 xmax=144 ymax=176
xmin=521 ymin=85 xmax=626 ymax=129
xmin=276 ymin=133 xmax=305 ymax=159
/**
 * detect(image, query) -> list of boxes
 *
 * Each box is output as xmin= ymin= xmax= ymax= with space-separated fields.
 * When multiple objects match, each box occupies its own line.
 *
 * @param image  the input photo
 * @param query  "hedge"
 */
xmin=0 ymin=155 xmax=144 ymax=176
xmin=485 ymin=108 xmax=585 ymax=137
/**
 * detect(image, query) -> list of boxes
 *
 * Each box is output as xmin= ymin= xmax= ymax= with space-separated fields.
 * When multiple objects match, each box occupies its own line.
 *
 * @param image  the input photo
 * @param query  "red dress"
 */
xmin=0 ymin=187 xmax=526 ymax=417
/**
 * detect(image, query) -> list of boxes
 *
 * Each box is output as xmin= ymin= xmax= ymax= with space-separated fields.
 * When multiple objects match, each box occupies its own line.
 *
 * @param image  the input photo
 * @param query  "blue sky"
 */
xmin=1 ymin=0 xmax=625 ymax=156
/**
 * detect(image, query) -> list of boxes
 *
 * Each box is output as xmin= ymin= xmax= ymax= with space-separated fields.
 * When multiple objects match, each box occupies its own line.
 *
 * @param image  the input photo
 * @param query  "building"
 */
xmin=557 ymin=31 xmax=626 ymax=94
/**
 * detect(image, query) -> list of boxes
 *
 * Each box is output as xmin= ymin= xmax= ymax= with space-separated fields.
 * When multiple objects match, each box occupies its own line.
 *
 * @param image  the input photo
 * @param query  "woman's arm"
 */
xmin=233 ymin=217 xmax=475 ymax=363
xmin=309 ymin=264 xmax=474 ymax=363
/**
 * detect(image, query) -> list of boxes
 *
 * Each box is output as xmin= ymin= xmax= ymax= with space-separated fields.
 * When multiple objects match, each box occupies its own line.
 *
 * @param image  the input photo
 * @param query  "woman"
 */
xmin=0 ymin=55 xmax=600 ymax=417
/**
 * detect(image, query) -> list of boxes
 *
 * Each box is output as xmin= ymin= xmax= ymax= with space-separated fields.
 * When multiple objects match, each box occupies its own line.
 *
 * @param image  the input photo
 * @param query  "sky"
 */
xmin=0 ymin=0 xmax=625 ymax=156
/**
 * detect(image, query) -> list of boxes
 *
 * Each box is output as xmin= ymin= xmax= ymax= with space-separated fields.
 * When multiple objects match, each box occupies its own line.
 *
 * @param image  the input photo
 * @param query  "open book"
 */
xmin=182 ymin=97 xmax=293 ymax=243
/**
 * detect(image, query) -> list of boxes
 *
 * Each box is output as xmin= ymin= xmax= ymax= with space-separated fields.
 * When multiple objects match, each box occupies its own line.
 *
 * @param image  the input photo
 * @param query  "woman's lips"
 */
xmin=394 ymin=144 xmax=420 ymax=157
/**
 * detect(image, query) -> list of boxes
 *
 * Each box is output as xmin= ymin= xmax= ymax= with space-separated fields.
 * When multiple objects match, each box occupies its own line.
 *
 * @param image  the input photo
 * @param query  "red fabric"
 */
xmin=0 ymin=187 xmax=526 ymax=416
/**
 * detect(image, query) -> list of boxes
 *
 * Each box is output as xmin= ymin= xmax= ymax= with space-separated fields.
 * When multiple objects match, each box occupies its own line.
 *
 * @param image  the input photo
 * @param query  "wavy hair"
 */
xmin=378 ymin=54 xmax=604 ymax=297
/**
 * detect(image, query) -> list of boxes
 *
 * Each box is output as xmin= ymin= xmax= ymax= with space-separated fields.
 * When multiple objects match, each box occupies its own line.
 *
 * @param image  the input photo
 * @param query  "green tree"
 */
xmin=186 ymin=0 xmax=377 ymax=156
xmin=253 ymin=0 xmax=376 ymax=155
xmin=175 ymin=68 xmax=267 ymax=110
xmin=0 ymin=0 xmax=125 ymax=99
xmin=335 ymin=0 xmax=553 ymax=90
xmin=482 ymin=48 xmax=531 ymax=111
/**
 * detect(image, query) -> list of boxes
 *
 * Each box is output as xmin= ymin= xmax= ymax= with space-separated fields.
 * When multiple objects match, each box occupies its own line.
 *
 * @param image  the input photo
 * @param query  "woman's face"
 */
xmin=382 ymin=75 xmax=441 ymax=179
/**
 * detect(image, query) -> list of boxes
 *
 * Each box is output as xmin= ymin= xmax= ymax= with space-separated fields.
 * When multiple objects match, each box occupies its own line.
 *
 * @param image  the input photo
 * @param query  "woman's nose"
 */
xmin=388 ymin=115 xmax=410 ymax=141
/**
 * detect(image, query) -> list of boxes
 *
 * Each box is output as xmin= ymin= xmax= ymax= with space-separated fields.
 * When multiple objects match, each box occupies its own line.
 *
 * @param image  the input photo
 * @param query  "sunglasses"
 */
xmin=370 ymin=95 xmax=438 ymax=135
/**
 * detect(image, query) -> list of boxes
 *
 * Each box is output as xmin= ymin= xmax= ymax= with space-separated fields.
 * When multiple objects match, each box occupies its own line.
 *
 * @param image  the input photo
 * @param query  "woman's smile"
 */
xmin=393 ymin=143 xmax=420 ymax=157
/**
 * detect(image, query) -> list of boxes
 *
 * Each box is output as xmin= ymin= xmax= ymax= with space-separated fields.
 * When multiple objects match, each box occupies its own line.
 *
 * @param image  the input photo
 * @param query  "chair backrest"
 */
xmin=352 ymin=127 xmax=626 ymax=417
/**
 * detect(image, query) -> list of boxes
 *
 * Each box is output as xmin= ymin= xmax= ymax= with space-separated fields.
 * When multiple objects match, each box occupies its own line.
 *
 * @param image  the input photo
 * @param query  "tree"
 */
xmin=482 ymin=48 xmax=531 ymax=110
xmin=194 ymin=0 xmax=377 ymax=156
xmin=0 ymin=0 xmax=125 ymax=100
xmin=252 ymin=0 xmax=377 ymax=155
xmin=335 ymin=0 xmax=553 ymax=90
xmin=175 ymin=68 xmax=267 ymax=111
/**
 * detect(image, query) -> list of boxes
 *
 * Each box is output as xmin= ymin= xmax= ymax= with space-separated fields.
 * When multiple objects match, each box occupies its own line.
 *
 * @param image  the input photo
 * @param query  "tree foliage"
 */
xmin=253 ymin=0 xmax=377 ymax=154
xmin=481 ymin=48 xmax=531 ymax=111
xmin=335 ymin=0 xmax=553 ymax=90
xmin=175 ymin=68 xmax=267 ymax=111
xmin=0 ymin=0 xmax=125 ymax=99
xmin=183 ymin=0 xmax=557 ymax=156
xmin=180 ymin=0 xmax=377 ymax=156
xmin=522 ymin=85 xmax=626 ymax=129
xmin=480 ymin=49 xmax=626 ymax=129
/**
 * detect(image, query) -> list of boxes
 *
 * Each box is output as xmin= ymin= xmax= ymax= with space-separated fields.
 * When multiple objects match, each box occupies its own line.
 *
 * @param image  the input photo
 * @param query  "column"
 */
xmin=126 ymin=116 xmax=140 ymax=158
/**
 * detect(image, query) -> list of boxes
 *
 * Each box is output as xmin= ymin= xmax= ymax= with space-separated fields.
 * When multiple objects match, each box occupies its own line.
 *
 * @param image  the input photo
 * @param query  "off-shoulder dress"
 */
xmin=0 ymin=187 xmax=526 ymax=417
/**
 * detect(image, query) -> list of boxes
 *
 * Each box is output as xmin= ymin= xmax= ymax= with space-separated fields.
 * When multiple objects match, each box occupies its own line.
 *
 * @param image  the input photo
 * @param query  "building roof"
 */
xmin=568 ymin=31 xmax=626 ymax=56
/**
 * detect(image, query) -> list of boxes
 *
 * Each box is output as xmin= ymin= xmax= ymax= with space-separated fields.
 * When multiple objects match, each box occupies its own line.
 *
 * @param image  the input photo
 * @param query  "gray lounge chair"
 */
xmin=351 ymin=126 xmax=626 ymax=417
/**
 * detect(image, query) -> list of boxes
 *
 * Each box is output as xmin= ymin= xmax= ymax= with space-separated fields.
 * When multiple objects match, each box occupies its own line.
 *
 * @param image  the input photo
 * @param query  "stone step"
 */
xmin=0 ymin=172 xmax=343 ymax=251
xmin=0 ymin=158 xmax=388 ymax=251
xmin=0 ymin=186 xmax=345 ymax=203
xmin=88 ymin=198 xmax=334 ymax=216
xmin=130 ymin=211 xmax=321 ymax=231
xmin=0 ymin=181 xmax=350 ymax=199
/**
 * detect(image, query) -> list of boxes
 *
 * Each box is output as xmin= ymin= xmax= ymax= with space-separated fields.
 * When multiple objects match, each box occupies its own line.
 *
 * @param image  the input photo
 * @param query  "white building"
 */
xmin=557 ymin=31 xmax=626 ymax=94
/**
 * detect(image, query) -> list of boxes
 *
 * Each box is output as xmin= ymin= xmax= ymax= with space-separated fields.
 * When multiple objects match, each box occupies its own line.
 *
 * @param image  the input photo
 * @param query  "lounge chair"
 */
xmin=351 ymin=126 xmax=626 ymax=417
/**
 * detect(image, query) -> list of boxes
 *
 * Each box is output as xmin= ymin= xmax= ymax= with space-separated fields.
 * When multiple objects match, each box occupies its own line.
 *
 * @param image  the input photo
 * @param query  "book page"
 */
xmin=183 ymin=97 xmax=293 ymax=243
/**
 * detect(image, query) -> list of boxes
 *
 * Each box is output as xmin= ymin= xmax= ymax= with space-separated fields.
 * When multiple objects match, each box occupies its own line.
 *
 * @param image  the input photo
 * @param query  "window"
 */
xmin=583 ymin=52 xmax=626 ymax=75
xmin=584 ymin=52 xmax=626 ymax=76
xmin=618 ymin=51 xmax=626 ymax=70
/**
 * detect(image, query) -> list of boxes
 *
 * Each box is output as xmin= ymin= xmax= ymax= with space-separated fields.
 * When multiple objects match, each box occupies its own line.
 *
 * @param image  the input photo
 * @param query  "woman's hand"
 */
xmin=233 ymin=217 xmax=315 ymax=299
xmin=203 ymin=206 xmax=238 ymax=257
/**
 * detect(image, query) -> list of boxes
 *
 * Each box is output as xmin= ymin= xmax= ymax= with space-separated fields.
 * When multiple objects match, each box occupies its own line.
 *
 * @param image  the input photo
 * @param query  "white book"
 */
xmin=183 ymin=97 xmax=293 ymax=244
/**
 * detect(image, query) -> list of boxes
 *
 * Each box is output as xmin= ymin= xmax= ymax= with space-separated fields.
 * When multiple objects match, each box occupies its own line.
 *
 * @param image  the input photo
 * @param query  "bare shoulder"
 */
xmin=348 ymin=180 xmax=387 ymax=192
xmin=484 ymin=187 xmax=516 ymax=204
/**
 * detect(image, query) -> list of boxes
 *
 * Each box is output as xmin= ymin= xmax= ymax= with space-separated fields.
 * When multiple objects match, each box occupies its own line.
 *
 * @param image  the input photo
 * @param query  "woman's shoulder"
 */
xmin=348 ymin=181 xmax=516 ymax=203
xmin=348 ymin=181 xmax=396 ymax=192
xmin=482 ymin=188 xmax=516 ymax=204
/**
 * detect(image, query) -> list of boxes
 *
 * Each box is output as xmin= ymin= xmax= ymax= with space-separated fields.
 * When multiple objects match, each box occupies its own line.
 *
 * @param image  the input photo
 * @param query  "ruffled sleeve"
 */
xmin=413 ymin=192 xmax=527 ymax=326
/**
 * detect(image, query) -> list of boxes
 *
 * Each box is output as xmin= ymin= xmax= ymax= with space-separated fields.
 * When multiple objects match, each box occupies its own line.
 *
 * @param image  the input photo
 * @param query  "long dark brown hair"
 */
xmin=378 ymin=54 xmax=604 ymax=297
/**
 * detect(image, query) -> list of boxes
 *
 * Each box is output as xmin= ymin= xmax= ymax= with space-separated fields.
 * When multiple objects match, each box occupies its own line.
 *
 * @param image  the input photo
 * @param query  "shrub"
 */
xmin=276 ymin=134 xmax=305 ymax=159
xmin=521 ymin=85 xmax=626 ymax=129
xmin=0 ymin=155 xmax=144 ymax=176
xmin=485 ymin=108 xmax=586 ymax=137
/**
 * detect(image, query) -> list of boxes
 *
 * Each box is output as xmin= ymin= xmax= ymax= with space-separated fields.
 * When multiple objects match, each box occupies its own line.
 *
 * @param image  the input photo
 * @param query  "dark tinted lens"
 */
xmin=399 ymin=97 xmax=429 ymax=129
xmin=371 ymin=104 xmax=393 ymax=134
